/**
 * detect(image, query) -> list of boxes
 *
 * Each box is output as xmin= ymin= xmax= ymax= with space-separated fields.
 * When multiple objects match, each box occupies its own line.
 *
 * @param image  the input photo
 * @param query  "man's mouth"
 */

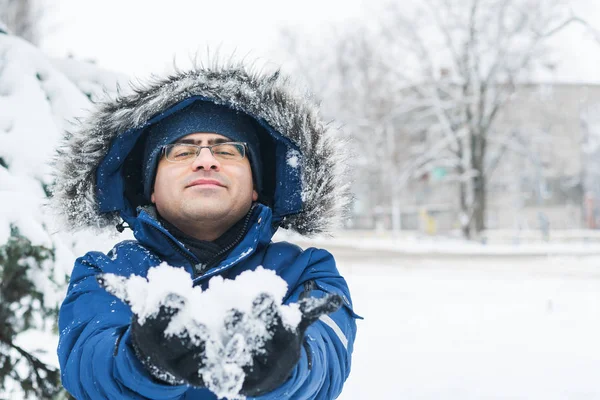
xmin=187 ymin=179 xmax=225 ymax=188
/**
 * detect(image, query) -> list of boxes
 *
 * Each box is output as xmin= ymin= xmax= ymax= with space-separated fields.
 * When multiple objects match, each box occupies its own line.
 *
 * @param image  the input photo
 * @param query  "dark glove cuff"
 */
xmin=240 ymin=339 xmax=302 ymax=397
xmin=130 ymin=329 xmax=186 ymax=386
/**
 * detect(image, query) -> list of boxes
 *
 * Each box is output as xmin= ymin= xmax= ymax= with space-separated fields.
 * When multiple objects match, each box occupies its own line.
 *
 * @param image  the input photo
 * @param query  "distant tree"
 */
xmin=0 ymin=0 xmax=44 ymax=44
xmin=279 ymin=0 xmax=585 ymax=238
xmin=278 ymin=26 xmax=412 ymax=231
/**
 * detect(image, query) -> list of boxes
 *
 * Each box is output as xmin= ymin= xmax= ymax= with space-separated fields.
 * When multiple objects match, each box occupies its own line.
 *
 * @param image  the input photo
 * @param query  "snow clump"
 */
xmin=101 ymin=264 xmax=302 ymax=399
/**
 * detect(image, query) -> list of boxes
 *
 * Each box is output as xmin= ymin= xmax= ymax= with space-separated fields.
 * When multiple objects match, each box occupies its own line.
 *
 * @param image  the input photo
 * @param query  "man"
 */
xmin=52 ymin=61 xmax=360 ymax=399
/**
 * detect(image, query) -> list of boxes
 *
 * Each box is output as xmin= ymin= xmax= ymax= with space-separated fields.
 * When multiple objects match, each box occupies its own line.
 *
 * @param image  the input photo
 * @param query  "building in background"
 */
xmin=350 ymin=83 xmax=600 ymax=234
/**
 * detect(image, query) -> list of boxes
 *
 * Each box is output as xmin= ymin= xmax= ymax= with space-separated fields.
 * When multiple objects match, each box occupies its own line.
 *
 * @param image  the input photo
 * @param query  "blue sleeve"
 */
xmin=57 ymin=252 xmax=189 ymax=400
xmin=253 ymin=248 xmax=360 ymax=400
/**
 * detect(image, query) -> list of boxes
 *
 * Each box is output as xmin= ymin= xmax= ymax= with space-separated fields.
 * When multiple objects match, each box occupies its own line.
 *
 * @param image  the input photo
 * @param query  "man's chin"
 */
xmin=183 ymin=199 xmax=227 ymax=216
xmin=184 ymin=191 xmax=224 ymax=204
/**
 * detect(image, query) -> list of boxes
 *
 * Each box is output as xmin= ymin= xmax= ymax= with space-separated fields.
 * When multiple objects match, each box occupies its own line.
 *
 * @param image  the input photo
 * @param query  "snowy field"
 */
xmin=12 ymin=235 xmax=600 ymax=399
xmin=334 ymin=249 xmax=600 ymax=400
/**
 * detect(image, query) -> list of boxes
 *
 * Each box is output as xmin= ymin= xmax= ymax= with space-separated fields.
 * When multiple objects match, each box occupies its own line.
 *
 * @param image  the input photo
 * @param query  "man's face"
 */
xmin=151 ymin=133 xmax=258 ymax=232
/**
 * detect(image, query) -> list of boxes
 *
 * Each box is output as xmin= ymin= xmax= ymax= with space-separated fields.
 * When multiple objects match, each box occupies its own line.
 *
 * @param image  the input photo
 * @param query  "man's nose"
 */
xmin=191 ymin=148 xmax=221 ymax=171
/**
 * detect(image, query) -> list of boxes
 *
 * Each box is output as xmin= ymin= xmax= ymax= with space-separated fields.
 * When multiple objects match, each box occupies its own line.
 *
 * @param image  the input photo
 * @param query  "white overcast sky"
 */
xmin=40 ymin=0 xmax=600 ymax=83
xmin=40 ymin=0 xmax=367 ymax=78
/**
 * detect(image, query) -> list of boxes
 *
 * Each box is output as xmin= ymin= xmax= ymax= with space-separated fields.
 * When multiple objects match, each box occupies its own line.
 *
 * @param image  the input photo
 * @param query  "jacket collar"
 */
xmin=130 ymin=203 xmax=275 ymax=280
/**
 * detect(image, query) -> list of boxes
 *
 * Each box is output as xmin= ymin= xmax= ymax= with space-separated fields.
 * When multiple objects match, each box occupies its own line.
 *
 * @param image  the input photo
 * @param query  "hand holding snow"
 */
xmin=96 ymin=264 xmax=304 ymax=399
xmin=98 ymin=263 xmax=302 ymax=330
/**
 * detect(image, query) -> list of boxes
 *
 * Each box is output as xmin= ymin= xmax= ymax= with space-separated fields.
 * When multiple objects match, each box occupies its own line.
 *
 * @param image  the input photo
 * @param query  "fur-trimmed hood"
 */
xmin=50 ymin=61 xmax=351 ymax=236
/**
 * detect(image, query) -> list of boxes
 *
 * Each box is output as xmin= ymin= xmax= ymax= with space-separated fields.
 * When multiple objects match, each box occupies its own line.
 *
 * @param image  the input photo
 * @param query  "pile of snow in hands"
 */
xmin=102 ymin=264 xmax=302 ymax=399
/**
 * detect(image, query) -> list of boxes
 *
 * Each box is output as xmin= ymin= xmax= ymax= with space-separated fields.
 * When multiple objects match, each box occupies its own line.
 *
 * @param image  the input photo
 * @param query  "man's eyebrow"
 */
xmin=175 ymin=137 xmax=231 ymax=145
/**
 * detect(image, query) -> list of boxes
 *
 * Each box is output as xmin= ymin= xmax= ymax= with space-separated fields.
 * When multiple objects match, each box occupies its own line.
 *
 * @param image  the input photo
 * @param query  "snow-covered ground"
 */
xmin=284 ymin=229 xmax=600 ymax=257
xmin=13 ymin=235 xmax=600 ymax=399
xmin=335 ymin=250 xmax=600 ymax=400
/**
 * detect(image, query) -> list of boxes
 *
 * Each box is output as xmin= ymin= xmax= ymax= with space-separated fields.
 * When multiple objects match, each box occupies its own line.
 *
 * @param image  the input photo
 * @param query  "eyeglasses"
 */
xmin=161 ymin=142 xmax=247 ymax=163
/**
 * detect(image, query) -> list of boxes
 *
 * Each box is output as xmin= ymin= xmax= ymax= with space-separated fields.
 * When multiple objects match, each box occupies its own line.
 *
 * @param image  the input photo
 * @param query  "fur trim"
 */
xmin=50 ymin=60 xmax=351 ymax=236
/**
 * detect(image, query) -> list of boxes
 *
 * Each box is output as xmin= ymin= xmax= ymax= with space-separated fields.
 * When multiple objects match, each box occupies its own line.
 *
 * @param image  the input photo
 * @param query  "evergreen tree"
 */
xmin=0 ymin=13 xmax=125 ymax=400
xmin=0 ymin=226 xmax=64 ymax=398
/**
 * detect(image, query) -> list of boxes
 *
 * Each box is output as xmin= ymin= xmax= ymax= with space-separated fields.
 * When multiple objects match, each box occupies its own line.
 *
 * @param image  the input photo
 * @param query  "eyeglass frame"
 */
xmin=160 ymin=141 xmax=248 ymax=163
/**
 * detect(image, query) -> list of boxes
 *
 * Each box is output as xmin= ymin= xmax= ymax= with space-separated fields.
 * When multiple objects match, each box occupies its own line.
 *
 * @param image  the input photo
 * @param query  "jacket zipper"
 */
xmin=146 ymin=222 xmax=199 ymax=267
xmin=204 ymin=204 xmax=256 ymax=271
xmin=141 ymin=204 xmax=258 ymax=275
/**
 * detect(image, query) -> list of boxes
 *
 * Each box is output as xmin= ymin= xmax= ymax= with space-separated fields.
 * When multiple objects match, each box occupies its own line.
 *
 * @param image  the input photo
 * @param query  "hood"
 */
xmin=50 ymin=61 xmax=351 ymax=236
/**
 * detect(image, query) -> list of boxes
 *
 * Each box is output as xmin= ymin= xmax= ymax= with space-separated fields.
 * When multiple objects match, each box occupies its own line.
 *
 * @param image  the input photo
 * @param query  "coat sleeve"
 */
xmin=254 ymin=248 xmax=360 ymax=400
xmin=57 ymin=251 xmax=189 ymax=400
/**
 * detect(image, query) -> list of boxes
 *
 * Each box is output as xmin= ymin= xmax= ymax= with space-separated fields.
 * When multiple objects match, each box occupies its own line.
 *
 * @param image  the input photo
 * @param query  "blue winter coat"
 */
xmin=53 ymin=64 xmax=359 ymax=399
xmin=58 ymin=204 xmax=359 ymax=399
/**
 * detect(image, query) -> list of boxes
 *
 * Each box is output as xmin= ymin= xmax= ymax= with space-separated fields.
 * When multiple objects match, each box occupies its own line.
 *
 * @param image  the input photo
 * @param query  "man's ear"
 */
xmin=151 ymin=192 xmax=156 ymax=204
xmin=252 ymin=190 xmax=258 ymax=202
